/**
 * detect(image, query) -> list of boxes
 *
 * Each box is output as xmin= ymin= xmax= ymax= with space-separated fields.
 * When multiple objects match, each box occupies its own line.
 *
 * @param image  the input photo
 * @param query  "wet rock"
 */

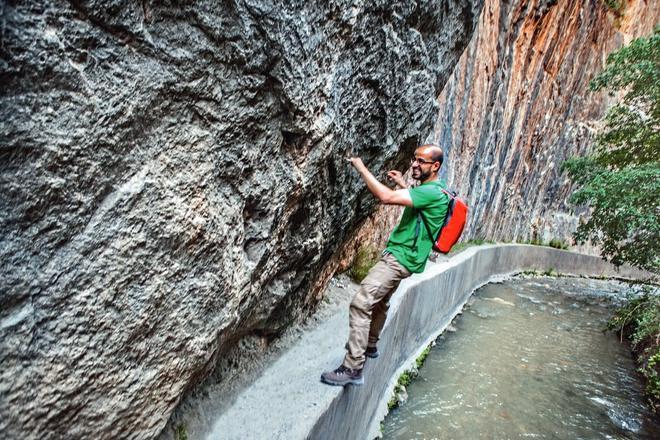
xmin=0 ymin=1 xmax=484 ymax=438
xmin=396 ymin=385 xmax=409 ymax=406
xmin=483 ymin=297 xmax=515 ymax=307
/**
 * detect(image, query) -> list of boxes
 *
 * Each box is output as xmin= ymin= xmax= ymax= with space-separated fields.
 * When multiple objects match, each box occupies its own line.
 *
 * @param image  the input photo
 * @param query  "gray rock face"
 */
xmin=0 ymin=1 xmax=483 ymax=438
xmin=430 ymin=0 xmax=659 ymax=244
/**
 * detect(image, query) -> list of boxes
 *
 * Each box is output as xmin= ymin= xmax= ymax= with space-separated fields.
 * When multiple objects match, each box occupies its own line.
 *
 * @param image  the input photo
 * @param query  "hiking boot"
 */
xmin=320 ymin=365 xmax=364 ymax=386
xmin=344 ymin=342 xmax=380 ymax=359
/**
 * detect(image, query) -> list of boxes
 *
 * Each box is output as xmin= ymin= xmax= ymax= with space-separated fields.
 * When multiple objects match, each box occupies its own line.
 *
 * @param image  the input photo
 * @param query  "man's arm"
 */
xmin=348 ymin=157 xmax=413 ymax=207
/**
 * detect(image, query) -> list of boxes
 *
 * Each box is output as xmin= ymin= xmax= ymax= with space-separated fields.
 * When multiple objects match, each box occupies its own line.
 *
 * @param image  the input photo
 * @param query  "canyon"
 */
xmin=0 ymin=0 xmax=657 ymax=439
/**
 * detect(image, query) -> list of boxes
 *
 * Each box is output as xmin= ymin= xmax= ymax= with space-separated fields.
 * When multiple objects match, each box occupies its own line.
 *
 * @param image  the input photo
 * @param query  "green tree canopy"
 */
xmin=563 ymin=27 xmax=659 ymax=273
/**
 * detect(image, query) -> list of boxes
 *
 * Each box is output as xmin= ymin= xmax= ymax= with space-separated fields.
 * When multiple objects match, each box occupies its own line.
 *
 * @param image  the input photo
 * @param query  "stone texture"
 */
xmin=0 ymin=1 xmax=483 ymax=438
xmin=430 ymin=0 xmax=659 ymax=244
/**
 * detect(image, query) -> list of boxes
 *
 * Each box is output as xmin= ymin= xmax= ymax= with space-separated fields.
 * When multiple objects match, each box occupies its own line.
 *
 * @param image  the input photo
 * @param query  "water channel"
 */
xmin=381 ymin=276 xmax=660 ymax=439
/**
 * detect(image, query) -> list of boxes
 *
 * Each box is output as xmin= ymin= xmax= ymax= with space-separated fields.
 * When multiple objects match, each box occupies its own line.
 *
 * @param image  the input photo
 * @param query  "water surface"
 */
xmin=382 ymin=277 xmax=660 ymax=439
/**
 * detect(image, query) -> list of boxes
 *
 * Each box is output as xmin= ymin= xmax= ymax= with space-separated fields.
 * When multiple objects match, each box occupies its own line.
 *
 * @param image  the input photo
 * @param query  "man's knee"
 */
xmin=350 ymin=290 xmax=371 ymax=314
xmin=360 ymin=266 xmax=389 ymax=295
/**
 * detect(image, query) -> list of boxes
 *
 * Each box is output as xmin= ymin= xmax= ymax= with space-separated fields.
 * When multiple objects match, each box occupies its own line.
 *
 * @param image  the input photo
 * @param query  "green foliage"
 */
xmin=518 ymin=238 xmax=569 ymax=249
xmin=608 ymin=291 xmax=660 ymax=348
xmin=449 ymin=238 xmax=569 ymax=253
xmin=465 ymin=238 xmax=487 ymax=246
xmin=543 ymin=267 xmax=556 ymax=277
xmin=415 ymin=345 xmax=431 ymax=369
xmin=607 ymin=290 xmax=660 ymax=407
xmin=589 ymin=28 xmax=659 ymax=126
xmin=602 ymin=0 xmax=623 ymax=14
xmin=646 ymin=351 xmax=660 ymax=404
xmin=563 ymin=28 xmax=660 ymax=273
xmin=349 ymin=244 xmax=379 ymax=283
xmin=387 ymin=344 xmax=434 ymax=410
xmin=563 ymin=160 xmax=659 ymax=270
xmin=449 ymin=242 xmax=471 ymax=253
xmin=519 ymin=269 xmax=543 ymax=276
xmin=175 ymin=424 xmax=188 ymax=440
xmin=548 ymin=239 xmax=569 ymax=250
xmin=398 ymin=370 xmax=414 ymax=388
xmin=388 ymin=369 xmax=416 ymax=411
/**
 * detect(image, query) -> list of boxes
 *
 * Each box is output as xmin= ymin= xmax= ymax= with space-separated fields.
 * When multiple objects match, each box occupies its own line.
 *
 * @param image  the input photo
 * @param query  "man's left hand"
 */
xmin=387 ymin=170 xmax=407 ymax=188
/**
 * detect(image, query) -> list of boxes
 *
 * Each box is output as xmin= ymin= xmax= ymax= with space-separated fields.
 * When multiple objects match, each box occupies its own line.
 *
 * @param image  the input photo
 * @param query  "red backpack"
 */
xmin=419 ymin=189 xmax=468 ymax=254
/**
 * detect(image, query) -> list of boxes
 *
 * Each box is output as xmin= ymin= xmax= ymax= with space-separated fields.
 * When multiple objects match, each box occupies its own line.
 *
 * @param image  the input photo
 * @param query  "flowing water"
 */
xmin=381 ymin=276 xmax=660 ymax=439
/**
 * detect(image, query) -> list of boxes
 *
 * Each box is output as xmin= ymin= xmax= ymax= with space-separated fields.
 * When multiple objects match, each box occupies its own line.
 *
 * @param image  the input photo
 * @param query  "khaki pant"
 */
xmin=343 ymin=252 xmax=411 ymax=370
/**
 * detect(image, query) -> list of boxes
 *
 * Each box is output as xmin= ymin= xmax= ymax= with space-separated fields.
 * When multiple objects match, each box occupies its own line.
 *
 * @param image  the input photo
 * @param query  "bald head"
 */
xmin=416 ymin=143 xmax=443 ymax=167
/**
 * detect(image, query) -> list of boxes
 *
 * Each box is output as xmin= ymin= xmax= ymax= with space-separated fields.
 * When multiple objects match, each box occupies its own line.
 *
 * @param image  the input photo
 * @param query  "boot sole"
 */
xmin=320 ymin=375 xmax=364 ymax=386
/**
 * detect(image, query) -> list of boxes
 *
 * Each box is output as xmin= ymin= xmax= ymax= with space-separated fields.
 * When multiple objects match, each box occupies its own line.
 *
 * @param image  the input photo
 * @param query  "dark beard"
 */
xmin=415 ymin=168 xmax=432 ymax=182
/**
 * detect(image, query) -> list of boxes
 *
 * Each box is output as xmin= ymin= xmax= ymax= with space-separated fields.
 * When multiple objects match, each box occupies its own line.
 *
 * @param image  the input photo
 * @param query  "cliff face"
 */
xmin=0 ymin=0 xmax=483 ymax=438
xmin=431 ymin=0 xmax=659 ymax=244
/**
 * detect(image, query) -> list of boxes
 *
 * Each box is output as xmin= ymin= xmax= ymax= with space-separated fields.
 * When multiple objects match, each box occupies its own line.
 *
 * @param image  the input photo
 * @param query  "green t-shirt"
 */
xmin=385 ymin=180 xmax=449 ymax=273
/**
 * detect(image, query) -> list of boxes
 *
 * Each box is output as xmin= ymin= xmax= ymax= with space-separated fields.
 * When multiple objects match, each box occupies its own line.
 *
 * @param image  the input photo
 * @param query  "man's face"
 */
xmin=410 ymin=148 xmax=438 ymax=181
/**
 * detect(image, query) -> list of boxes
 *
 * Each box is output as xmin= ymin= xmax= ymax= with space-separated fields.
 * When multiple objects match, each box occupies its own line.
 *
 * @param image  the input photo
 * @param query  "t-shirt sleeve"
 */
xmin=409 ymin=185 xmax=444 ymax=209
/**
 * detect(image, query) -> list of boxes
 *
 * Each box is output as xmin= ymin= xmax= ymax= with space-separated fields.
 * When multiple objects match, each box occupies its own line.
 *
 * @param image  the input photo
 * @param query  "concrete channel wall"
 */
xmin=307 ymin=245 xmax=651 ymax=440
xmin=203 ymin=245 xmax=651 ymax=440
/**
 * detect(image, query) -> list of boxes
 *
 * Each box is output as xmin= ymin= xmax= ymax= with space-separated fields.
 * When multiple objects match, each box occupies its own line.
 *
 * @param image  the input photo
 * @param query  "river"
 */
xmin=381 ymin=276 xmax=660 ymax=439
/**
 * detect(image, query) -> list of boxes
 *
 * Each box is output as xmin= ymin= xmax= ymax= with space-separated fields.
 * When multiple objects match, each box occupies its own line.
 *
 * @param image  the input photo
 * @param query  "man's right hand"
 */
xmin=346 ymin=156 xmax=365 ymax=170
xmin=387 ymin=170 xmax=407 ymax=188
xmin=347 ymin=158 xmax=413 ymax=207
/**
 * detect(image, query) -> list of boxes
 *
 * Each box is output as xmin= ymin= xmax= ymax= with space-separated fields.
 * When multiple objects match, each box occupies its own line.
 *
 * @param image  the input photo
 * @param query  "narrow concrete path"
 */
xmin=201 ymin=245 xmax=650 ymax=440
xmin=203 ymin=270 xmax=425 ymax=440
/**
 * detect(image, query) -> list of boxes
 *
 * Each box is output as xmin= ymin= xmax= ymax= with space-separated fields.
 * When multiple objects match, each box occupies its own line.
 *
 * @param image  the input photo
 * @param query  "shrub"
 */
xmin=175 ymin=424 xmax=188 ymax=440
xmin=548 ymin=239 xmax=569 ymax=250
xmin=349 ymin=244 xmax=379 ymax=283
xmin=387 ymin=344 xmax=434 ymax=410
xmin=563 ymin=28 xmax=659 ymax=273
xmin=607 ymin=290 xmax=660 ymax=410
xmin=602 ymin=0 xmax=623 ymax=14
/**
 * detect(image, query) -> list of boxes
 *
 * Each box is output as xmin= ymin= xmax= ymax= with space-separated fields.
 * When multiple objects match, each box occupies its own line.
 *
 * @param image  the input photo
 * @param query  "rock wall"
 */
xmin=430 ymin=0 xmax=659 ymax=243
xmin=0 ymin=1 xmax=483 ymax=438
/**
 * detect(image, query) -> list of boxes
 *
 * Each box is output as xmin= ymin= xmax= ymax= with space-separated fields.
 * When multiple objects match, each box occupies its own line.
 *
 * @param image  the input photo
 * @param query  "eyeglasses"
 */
xmin=410 ymin=157 xmax=438 ymax=166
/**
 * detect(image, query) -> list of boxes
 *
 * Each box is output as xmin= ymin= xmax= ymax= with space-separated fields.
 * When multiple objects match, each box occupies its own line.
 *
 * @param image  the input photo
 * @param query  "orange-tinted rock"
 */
xmin=430 ymin=0 xmax=658 ymax=245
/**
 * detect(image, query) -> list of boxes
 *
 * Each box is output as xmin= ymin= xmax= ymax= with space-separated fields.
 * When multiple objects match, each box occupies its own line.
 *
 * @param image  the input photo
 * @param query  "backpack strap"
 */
xmin=411 ymin=209 xmax=422 ymax=250
xmin=418 ymin=210 xmax=436 ymax=241
xmin=418 ymin=188 xmax=454 ymax=241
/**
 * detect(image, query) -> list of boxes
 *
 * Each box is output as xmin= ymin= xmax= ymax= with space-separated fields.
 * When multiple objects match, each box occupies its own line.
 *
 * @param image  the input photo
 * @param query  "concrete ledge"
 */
xmin=204 ymin=245 xmax=651 ymax=440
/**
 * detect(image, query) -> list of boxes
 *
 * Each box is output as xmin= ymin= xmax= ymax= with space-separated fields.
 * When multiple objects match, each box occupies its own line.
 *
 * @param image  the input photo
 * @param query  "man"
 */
xmin=321 ymin=143 xmax=449 ymax=386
